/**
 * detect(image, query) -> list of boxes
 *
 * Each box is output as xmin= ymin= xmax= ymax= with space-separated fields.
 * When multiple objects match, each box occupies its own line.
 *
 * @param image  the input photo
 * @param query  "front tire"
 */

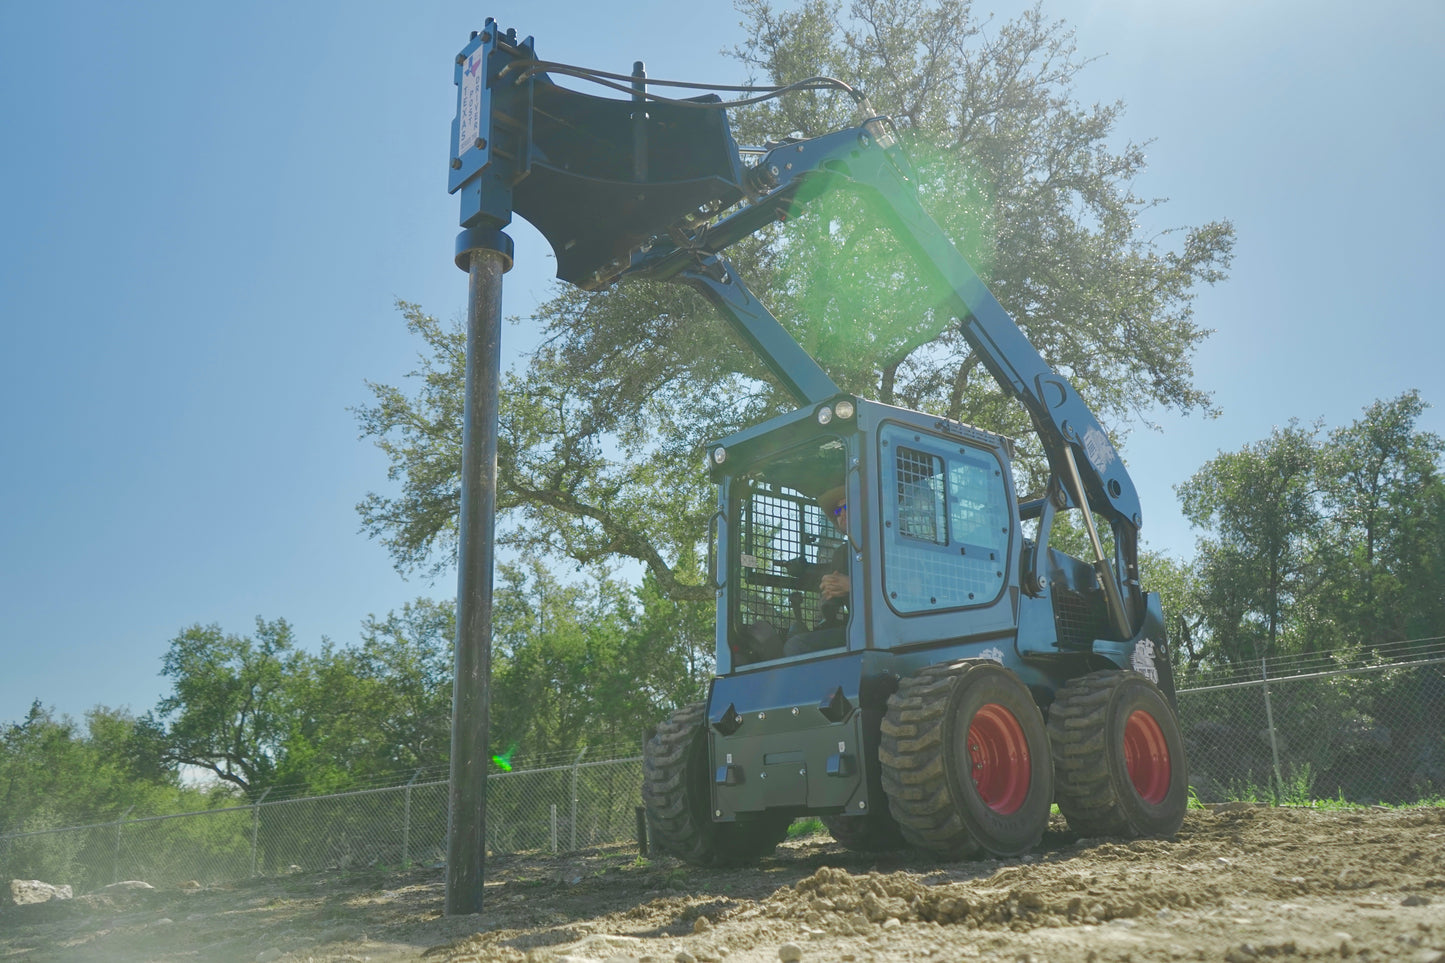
xmin=1047 ymin=670 xmax=1189 ymax=838
xmin=879 ymin=660 xmax=1054 ymax=859
xmin=642 ymin=703 xmax=791 ymax=866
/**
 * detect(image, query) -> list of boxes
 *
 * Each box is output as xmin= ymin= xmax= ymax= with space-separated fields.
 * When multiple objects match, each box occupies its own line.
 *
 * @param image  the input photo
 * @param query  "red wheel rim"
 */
xmin=967 ymin=703 xmax=1031 ymax=814
xmin=1123 ymin=710 xmax=1171 ymax=804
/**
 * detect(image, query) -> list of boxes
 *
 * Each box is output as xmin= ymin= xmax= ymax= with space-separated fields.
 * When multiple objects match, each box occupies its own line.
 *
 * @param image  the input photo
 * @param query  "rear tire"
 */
xmin=642 ymin=702 xmax=791 ymax=866
xmin=1047 ymin=670 xmax=1189 ymax=839
xmin=879 ymin=660 xmax=1053 ymax=859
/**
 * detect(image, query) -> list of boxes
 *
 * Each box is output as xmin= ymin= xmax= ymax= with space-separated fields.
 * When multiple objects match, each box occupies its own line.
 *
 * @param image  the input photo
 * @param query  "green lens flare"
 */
xmin=491 ymin=743 xmax=518 ymax=771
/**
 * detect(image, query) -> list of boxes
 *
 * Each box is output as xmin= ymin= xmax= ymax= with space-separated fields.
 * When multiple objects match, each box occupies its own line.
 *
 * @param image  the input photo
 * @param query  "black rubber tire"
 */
xmin=641 ymin=702 xmax=791 ymax=866
xmin=1047 ymin=670 xmax=1190 ymax=839
xmin=821 ymin=809 xmax=906 ymax=852
xmin=878 ymin=660 xmax=1054 ymax=859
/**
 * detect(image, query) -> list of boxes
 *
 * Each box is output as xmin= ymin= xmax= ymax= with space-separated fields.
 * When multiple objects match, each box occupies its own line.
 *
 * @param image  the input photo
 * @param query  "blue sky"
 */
xmin=1 ymin=0 xmax=1440 ymax=725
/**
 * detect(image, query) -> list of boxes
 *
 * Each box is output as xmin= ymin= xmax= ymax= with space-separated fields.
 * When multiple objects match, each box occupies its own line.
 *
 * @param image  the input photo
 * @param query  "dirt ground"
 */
xmin=1 ymin=805 xmax=1442 ymax=963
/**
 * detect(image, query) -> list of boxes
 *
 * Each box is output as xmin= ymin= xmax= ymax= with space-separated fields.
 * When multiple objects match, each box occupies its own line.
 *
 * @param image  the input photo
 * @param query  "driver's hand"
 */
xmin=820 ymin=573 xmax=850 ymax=599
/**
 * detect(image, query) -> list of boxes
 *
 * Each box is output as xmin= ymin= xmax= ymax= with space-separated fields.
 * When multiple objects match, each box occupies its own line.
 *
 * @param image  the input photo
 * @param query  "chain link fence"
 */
xmin=0 ymin=756 xmax=643 ymax=891
xmin=1176 ymin=641 xmax=1445 ymax=805
xmin=4 ymin=648 xmax=1442 ymax=892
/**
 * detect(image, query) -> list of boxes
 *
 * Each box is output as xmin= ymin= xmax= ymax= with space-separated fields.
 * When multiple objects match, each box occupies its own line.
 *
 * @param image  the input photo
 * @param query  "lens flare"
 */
xmin=491 ymin=743 xmax=518 ymax=772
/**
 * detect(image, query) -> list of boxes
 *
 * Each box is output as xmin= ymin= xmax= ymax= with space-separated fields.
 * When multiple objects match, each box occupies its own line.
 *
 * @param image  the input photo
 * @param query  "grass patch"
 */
xmin=787 ymin=817 xmax=827 ymax=839
xmin=1218 ymin=764 xmax=1445 ymax=809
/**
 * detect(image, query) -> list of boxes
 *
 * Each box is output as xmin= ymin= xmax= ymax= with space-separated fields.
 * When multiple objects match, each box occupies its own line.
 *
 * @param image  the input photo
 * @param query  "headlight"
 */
xmin=834 ymin=400 xmax=855 ymax=419
xmin=817 ymin=406 xmax=833 ymax=425
xmin=712 ymin=447 xmax=727 ymax=465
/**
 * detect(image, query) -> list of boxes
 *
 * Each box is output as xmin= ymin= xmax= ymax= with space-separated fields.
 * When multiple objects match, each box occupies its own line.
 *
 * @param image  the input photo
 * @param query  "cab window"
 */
xmin=882 ymin=428 xmax=1009 ymax=614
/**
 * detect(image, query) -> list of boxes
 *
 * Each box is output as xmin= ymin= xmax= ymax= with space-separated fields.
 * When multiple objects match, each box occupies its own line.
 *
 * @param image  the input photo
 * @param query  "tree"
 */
xmin=489 ymin=559 xmax=633 ymax=760
xmin=484 ymin=557 xmax=716 ymax=763
xmin=1316 ymin=390 xmax=1445 ymax=648
xmin=154 ymin=617 xmax=300 ymax=797
xmin=1177 ymin=422 xmax=1322 ymax=663
xmin=0 ymin=702 xmax=90 ymax=833
xmin=0 ymin=702 xmax=185 ymax=833
xmin=356 ymin=0 xmax=1233 ymax=604
xmin=273 ymin=600 xmax=455 ymax=792
xmin=1138 ymin=550 xmax=1206 ymax=675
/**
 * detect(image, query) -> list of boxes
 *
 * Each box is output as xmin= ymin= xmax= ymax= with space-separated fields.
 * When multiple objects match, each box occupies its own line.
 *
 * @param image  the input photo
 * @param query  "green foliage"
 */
xmin=786 ymin=817 xmax=826 ymax=839
xmin=1175 ymin=392 xmax=1444 ymax=667
xmin=155 ymin=617 xmax=301 ymax=797
xmin=1176 ymin=421 xmax=1322 ymax=663
xmin=1315 ymin=390 xmax=1445 ymax=649
xmin=1139 ymin=550 xmax=1204 ymax=672
xmin=137 ymin=564 xmax=707 ymax=799
xmin=0 ymin=702 xmax=195 ymax=833
xmin=274 ymin=599 xmax=455 ymax=793
xmin=1 ymin=807 xmax=87 ymax=883
xmin=355 ymin=0 xmax=1232 ymax=594
xmin=491 ymin=556 xmax=712 ymax=761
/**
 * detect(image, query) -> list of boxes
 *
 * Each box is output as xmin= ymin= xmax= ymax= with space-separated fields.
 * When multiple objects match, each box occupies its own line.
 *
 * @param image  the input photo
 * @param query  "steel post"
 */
xmin=1260 ymin=661 xmax=1285 ymax=798
xmin=114 ymin=805 xmax=134 ymax=885
xmin=569 ymin=746 xmax=586 ymax=851
xmin=635 ymin=806 xmax=649 ymax=857
xmin=249 ymin=788 xmax=271 ymax=878
xmin=402 ymin=768 xmax=422 ymax=869
xmin=446 ymin=237 xmax=510 ymax=916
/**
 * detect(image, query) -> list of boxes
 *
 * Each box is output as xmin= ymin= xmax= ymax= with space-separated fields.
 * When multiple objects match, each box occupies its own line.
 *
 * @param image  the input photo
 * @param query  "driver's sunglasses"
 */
xmin=832 ymin=504 xmax=847 ymax=517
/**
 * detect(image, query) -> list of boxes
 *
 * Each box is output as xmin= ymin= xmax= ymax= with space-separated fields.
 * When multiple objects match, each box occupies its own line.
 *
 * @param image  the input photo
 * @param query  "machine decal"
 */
xmin=459 ymin=52 xmax=484 ymax=154
xmin=980 ymin=646 xmax=1005 ymax=664
xmin=1132 ymin=640 xmax=1159 ymax=682
xmin=1083 ymin=426 xmax=1117 ymax=472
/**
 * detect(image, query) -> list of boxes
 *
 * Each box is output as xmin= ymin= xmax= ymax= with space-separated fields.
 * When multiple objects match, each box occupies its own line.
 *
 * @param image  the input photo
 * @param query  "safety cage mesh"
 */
xmin=734 ymin=482 xmax=844 ymax=651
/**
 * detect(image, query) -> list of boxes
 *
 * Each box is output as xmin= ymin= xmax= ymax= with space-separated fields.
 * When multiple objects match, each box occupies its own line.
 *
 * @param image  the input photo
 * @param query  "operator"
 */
xmin=783 ymin=485 xmax=851 ymax=657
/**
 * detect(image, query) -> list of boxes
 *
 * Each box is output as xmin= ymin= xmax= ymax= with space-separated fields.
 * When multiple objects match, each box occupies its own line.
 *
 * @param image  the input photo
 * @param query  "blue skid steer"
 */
xmin=448 ymin=21 xmax=1189 ymax=863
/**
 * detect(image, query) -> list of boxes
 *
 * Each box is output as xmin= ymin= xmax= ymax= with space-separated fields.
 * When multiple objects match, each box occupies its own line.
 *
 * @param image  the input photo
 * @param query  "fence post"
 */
xmin=570 ymin=746 xmax=587 ymax=851
xmin=250 ymin=788 xmax=272 ymax=878
xmin=550 ymin=805 xmax=558 ymax=854
xmin=402 ymin=769 xmax=422 ymax=869
xmin=113 ymin=806 xmax=134 ymax=884
xmin=1259 ymin=659 xmax=1285 ymax=798
xmin=635 ymin=806 xmax=649 ymax=858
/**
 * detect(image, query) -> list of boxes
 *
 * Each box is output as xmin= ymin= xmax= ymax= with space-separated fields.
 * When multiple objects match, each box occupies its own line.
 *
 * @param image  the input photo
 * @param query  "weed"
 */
xmin=786 ymin=817 xmax=826 ymax=839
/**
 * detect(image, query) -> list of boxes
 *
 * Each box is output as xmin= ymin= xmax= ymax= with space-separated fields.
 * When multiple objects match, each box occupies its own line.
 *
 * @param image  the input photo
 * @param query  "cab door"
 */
xmin=873 ymin=422 xmax=1017 ymax=649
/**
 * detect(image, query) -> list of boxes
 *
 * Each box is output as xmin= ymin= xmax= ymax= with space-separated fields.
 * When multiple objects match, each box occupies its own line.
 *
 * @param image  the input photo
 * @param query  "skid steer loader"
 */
xmin=448 ymin=21 xmax=1188 ymax=863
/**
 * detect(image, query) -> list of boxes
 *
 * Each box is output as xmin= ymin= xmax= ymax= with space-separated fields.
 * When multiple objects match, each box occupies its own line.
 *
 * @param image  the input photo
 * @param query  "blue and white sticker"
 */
xmin=979 ymin=646 xmax=1005 ymax=664
xmin=1132 ymin=640 xmax=1159 ymax=682
xmin=1083 ymin=426 xmax=1118 ymax=472
xmin=459 ymin=51 xmax=484 ymax=154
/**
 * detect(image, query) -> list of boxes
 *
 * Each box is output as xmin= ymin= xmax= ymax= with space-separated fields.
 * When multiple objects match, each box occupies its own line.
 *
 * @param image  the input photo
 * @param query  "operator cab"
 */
xmin=713 ymin=397 xmax=1023 ymax=674
xmin=727 ymin=433 xmax=851 ymax=666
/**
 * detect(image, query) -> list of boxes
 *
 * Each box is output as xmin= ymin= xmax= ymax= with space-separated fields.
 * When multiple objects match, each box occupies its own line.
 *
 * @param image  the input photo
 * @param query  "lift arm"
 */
xmin=630 ymin=121 xmax=1143 ymax=633
xmin=677 ymin=257 xmax=841 ymax=407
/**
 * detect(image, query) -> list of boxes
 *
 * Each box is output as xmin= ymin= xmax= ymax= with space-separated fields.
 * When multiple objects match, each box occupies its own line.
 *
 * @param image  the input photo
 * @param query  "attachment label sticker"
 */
xmin=1132 ymin=640 xmax=1159 ymax=682
xmin=459 ymin=51 xmax=484 ymax=154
